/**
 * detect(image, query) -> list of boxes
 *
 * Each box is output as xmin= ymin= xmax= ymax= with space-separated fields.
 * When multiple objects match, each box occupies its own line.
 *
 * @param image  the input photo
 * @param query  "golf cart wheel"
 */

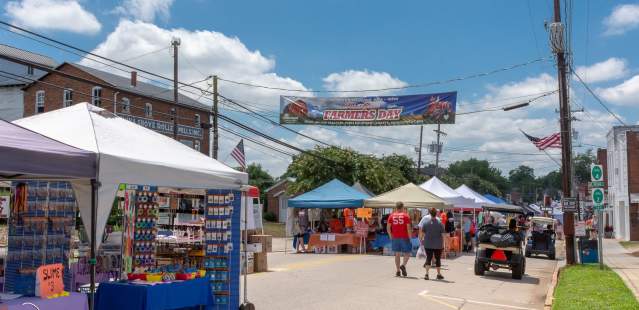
xmin=512 ymin=263 xmax=523 ymax=280
xmin=474 ymin=259 xmax=485 ymax=276
xmin=240 ymin=302 xmax=256 ymax=310
xmin=549 ymin=252 xmax=555 ymax=260
xmin=525 ymin=249 xmax=531 ymax=258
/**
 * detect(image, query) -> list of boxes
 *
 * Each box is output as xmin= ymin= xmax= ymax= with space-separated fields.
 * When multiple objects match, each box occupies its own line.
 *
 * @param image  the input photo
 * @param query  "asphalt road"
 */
xmin=243 ymin=248 xmax=558 ymax=310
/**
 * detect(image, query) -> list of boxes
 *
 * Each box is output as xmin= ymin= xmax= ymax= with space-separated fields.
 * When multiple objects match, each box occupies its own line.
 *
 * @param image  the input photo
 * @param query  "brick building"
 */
xmin=606 ymin=126 xmax=639 ymax=241
xmin=22 ymin=62 xmax=211 ymax=154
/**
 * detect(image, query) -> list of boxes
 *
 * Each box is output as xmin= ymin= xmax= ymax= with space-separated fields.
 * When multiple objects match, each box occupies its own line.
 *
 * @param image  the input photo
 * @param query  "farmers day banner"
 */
xmin=279 ymin=92 xmax=457 ymax=126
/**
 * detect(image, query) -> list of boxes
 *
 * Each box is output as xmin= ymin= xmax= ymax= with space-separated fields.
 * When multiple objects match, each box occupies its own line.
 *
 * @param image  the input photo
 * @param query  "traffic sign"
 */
xmin=592 ymin=188 xmax=604 ymax=210
xmin=591 ymin=164 xmax=603 ymax=182
xmin=590 ymin=181 xmax=605 ymax=188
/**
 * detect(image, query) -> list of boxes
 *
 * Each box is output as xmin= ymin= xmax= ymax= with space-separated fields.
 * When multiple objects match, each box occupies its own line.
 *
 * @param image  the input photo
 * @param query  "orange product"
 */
xmin=329 ymin=218 xmax=343 ymax=233
xmin=343 ymin=208 xmax=354 ymax=228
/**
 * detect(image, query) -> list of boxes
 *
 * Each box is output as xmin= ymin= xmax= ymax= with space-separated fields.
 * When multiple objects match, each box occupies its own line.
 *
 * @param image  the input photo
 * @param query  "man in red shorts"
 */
xmin=387 ymin=202 xmax=412 ymax=277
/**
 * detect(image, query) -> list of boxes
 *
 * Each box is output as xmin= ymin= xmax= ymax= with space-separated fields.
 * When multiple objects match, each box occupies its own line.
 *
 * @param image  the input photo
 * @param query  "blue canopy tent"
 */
xmin=289 ymin=179 xmax=371 ymax=209
xmin=484 ymin=194 xmax=507 ymax=204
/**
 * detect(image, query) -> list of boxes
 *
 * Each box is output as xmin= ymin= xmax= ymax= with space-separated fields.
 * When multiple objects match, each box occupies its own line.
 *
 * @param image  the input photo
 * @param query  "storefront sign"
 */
xmin=0 ymin=195 xmax=9 ymax=217
xmin=118 ymin=114 xmax=203 ymax=138
xmin=36 ymin=263 xmax=64 ymax=298
xmin=280 ymin=92 xmax=457 ymax=126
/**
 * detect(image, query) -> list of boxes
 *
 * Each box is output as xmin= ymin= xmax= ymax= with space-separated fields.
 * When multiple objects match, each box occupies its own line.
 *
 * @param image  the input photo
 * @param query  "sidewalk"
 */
xmin=603 ymin=239 xmax=639 ymax=300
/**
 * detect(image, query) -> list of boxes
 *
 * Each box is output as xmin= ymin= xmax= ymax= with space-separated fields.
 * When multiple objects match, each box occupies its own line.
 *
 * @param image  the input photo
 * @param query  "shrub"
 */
xmin=264 ymin=211 xmax=277 ymax=222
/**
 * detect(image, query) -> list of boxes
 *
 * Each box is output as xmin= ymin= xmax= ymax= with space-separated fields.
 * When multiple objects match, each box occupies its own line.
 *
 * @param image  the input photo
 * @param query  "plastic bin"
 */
xmin=578 ymin=238 xmax=599 ymax=264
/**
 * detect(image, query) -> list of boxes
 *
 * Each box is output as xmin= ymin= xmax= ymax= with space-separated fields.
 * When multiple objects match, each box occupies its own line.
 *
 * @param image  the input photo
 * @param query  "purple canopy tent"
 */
xmin=0 ymin=119 xmax=98 ymax=309
xmin=0 ymin=119 xmax=96 ymax=179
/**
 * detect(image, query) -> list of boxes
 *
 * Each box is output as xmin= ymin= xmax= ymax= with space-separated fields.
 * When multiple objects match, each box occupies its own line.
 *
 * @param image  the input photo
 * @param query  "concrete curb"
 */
xmin=544 ymin=259 xmax=565 ymax=310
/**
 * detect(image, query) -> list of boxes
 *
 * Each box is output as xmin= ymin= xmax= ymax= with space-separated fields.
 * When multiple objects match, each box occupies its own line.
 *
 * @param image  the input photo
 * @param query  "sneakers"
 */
xmin=436 ymin=274 xmax=444 ymax=280
xmin=400 ymin=265 xmax=407 ymax=277
xmin=396 ymin=271 xmax=401 ymax=277
xmin=424 ymin=273 xmax=429 ymax=280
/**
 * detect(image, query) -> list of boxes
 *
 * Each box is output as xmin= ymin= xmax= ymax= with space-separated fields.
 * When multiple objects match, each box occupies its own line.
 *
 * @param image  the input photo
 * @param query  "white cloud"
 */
xmin=597 ymin=74 xmax=639 ymax=106
xmin=476 ymin=73 xmax=557 ymax=110
xmin=574 ymin=58 xmax=629 ymax=83
xmin=5 ymin=0 xmax=101 ymax=35
xmin=79 ymin=20 xmax=309 ymax=110
xmin=322 ymin=70 xmax=408 ymax=96
xmin=114 ymin=0 xmax=174 ymax=23
xmin=603 ymin=4 xmax=639 ymax=36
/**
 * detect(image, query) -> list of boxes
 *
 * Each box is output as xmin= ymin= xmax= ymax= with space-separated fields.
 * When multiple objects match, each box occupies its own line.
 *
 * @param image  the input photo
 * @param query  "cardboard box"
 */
xmin=314 ymin=246 xmax=326 ymax=254
xmin=253 ymin=252 xmax=268 ymax=272
xmin=249 ymin=235 xmax=272 ymax=253
xmin=326 ymin=245 xmax=339 ymax=254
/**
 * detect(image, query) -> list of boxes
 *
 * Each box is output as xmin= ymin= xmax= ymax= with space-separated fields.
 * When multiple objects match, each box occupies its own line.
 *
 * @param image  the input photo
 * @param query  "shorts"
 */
xmin=425 ymin=248 xmax=442 ymax=267
xmin=391 ymin=238 xmax=412 ymax=253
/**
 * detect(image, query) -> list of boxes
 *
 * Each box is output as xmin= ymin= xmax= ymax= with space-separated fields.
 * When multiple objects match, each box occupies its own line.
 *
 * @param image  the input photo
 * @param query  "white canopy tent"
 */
xmin=364 ymin=183 xmax=448 ymax=209
xmin=420 ymin=177 xmax=478 ymax=210
xmin=14 ymin=103 xmax=248 ymax=249
xmin=455 ymin=184 xmax=495 ymax=205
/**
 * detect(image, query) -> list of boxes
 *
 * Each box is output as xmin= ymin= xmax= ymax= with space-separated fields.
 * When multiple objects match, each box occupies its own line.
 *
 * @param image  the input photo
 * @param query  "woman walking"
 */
xmin=420 ymin=208 xmax=445 ymax=280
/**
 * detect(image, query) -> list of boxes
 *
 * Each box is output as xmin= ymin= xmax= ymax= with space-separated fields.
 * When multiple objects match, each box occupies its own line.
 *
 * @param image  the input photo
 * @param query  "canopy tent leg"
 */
xmin=89 ymin=179 xmax=98 ymax=310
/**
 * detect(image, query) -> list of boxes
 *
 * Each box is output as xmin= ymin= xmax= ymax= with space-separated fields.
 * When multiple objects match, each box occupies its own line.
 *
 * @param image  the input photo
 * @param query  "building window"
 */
xmin=194 ymin=140 xmax=201 ymax=151
xmin=91 ymin=87 xmax=102 ymax=107
xmin=121 ymin=97 xmax=130 ymax=114
xmin=35 ymin=90 xmax=45 ymax=113
xmin=63 ymin=89 xmax=73 ymax=107
xmin=27 ymin=65 xmax=34 ymax=76
xmin=194 ymin=114 xmax=200 ymax=126
xmin=144 ymin=103 xmax=153 ymax=117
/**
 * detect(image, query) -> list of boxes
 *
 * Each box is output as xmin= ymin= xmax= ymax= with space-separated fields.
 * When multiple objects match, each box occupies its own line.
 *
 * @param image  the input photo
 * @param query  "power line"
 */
xmin=570 ymin=65 xmax=626 ymax=125
xmin=218 ymin=95 xmax=332 ymax=147
xmin=218 ymin=127 xmax=295 ymax=159
xmin=217 ymin=57 xmax=551 ymax=93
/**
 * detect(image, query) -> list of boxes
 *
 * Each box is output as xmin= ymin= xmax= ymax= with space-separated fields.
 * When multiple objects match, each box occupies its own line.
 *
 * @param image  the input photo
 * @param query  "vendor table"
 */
xmin=2 ymin=292 xmax=88 ymax=310
xmin=95 ymin=277 xmax=211 ymax=310
xmin=307 ymin=233 xmax=361 ymax=249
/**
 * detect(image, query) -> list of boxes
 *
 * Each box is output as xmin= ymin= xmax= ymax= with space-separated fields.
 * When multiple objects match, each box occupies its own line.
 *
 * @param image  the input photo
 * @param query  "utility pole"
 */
xmin=433 ymin=121 xmax=445 ymax=177
xmin=551 ymin=0 xmax=576 ymax=265
xmin=172 ymin=37 xmax=181 ymax=140
xmin=213 ymin=75 xmax=219 ymax=159
xmin=417 ymin=125 xmax=424 ymax=175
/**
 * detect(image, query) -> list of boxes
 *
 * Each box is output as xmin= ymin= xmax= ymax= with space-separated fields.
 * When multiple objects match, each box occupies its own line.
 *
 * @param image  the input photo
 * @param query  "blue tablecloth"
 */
xmin=2 ymin=292 xmax=88 ymax=310
xmin=95 ymin=277 xmax=211 ymax=310
xmin=372 ymin=235 xmax=420 ymax=256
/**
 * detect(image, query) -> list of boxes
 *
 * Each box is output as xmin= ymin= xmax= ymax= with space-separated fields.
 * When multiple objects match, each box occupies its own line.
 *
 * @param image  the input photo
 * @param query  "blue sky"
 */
xmin=2 ymin=0 xmax=638 ymax=177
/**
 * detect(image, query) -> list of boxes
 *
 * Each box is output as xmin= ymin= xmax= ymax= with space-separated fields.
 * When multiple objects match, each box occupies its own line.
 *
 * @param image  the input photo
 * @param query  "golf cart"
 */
xmin=525 ymin=216 xmax=556 ymax=259
xmin=474 ymin=204 xmax=526 ymax=280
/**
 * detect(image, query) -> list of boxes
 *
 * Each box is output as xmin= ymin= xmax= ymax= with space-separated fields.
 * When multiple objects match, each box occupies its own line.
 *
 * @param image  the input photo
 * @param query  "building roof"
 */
xmin=265 ymin=177 xmax=295 ymax=193
xmin=0 ymin=45 xmax=56 ymax=68
xmin=0 ymin=45 xmax=56 ymax=87
xmin=68 ymin=63 xmax=210 ymax=112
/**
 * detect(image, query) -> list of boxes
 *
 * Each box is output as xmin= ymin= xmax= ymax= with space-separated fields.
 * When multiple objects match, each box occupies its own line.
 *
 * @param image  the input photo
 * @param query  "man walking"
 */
xmin=387 ymin=202 xmax=412 ymax=277
xmin=420 ymin=208 xmax=445 ymax=280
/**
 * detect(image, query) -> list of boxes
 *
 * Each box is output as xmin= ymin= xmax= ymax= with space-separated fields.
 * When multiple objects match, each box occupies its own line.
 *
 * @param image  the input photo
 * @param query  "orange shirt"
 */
xmin=344 ymin=208 xmax=354 ymax=228
xmin=329 ymin=218 xmax=343 ymax=233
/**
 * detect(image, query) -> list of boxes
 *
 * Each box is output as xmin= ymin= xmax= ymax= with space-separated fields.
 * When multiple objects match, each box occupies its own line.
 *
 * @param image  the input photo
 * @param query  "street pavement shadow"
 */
xmin=478 ymin=273 xmax=541 ymax=285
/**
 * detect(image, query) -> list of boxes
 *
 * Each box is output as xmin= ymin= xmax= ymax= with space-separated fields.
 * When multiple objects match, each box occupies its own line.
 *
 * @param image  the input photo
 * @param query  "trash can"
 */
xmin=578 ymin=238 xmax=599 ymax=264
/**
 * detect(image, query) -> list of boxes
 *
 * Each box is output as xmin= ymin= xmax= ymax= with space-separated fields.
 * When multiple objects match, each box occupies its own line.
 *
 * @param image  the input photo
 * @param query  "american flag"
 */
xmin=230 ymin=139 xmax=246 ymax=170
xmin=522 ymin=131 xmax=562 ymax=150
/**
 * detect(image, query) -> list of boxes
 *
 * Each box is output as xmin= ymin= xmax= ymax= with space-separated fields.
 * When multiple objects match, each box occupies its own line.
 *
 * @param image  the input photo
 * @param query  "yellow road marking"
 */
xmin=418 ymin=290 xmax=537 ymax=310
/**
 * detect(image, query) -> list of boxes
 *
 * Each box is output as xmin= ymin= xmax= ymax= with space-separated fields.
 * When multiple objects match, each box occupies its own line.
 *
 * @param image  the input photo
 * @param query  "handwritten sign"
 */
xmin=356 ymin=208 xmax=372 ymax=219
xmin=36 ymin=263 xmax=64 ymax=298
xmin=355 ymin=222 xmax=369 ymax=237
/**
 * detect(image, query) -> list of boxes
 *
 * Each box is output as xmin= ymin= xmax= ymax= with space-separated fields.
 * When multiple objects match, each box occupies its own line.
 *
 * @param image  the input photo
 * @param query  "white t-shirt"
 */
xmin=418 ymin=215 xmax=432 ymax=229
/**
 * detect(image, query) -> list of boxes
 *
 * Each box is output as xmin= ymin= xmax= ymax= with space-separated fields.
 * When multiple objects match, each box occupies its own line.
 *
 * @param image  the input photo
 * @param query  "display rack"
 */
xmin=131 ymin=186 xmax=159 ymax=271
xmin=5 ymin=181 xmax=74 ymax=295
xmin=205 ymin=189 xmax=240 ymax=309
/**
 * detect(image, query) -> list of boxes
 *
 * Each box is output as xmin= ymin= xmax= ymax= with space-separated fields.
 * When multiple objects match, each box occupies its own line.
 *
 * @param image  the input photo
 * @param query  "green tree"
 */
xmin=574 ymin=149 xmax=596 ymax=185
xmin=445 ymin=158 xmax=509 ymax=195
xmin=509 ymin=165 xmax=537 ymax=203
xmin=285 ymin=146 xmax=408 ymax=195
xmin=246 ymin=163 xmax=275 ymax=204
xmin=381 ymin=154 xmax=426 ymax=184
xmin=537 ymin=170 xmax=562 ymax=200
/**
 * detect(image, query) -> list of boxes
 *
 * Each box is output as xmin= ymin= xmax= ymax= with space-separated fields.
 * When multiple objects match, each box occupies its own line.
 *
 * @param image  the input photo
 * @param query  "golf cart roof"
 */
xmin=530 ymin=216 xmax=555 ymax=224
xmin=482 ymin=204 xmax=525 ymax=214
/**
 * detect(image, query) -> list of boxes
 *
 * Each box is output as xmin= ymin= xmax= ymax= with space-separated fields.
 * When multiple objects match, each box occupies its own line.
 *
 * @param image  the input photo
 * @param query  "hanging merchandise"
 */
xmin=5 ymin=181 xmax=75 ymax=295
xmin=205 ymin=189 xmax=241 ymax=308
xmin=131 ymin=186 xmax=159 ymax=272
